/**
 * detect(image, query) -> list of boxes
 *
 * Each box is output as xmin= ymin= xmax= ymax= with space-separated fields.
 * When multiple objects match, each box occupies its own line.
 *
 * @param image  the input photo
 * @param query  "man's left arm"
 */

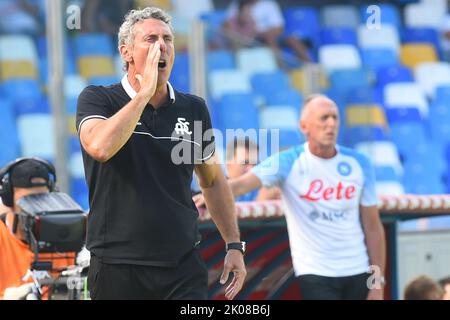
xmin=360 ymin=205 xmax=386 ymax=300
xmin=195 ymin=155 xmax=247 ymax=300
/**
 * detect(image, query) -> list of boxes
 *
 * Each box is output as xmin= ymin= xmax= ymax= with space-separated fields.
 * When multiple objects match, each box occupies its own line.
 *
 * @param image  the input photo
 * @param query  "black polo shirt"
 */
xmin=76 ymin=77 xmax=215 ymax=266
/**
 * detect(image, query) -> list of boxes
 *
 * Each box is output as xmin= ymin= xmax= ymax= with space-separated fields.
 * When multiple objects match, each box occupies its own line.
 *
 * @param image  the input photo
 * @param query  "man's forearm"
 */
xmin=202 ymin=173 xmax=240 ymax=243
xmin=366 ymin=223 xmax=386 ymax=277
xmin=81 ymin=93 xmax=148 ymax=162
xmin=229 ymin=173 xmax=263 ymax=198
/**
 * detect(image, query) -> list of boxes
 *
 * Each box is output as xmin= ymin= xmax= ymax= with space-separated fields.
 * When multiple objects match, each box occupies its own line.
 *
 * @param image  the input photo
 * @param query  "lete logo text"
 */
xmin=300 ymin=179 xmax=356 ymax=201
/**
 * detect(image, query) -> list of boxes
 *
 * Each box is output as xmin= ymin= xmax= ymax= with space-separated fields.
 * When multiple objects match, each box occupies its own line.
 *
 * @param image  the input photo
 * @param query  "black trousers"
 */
xmin=88 ymin=249 xmax=208 ymax=300
xmin=297 ymin=273 xmax=370 ymax=300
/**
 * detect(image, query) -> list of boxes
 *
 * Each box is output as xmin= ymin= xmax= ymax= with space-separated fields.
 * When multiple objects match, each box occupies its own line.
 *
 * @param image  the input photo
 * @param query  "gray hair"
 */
xmin=118 ymin=7 xmax=174 ymax=70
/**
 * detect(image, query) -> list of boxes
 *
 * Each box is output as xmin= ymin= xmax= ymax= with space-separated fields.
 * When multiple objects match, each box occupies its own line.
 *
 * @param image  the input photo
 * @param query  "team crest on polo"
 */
xmin=337 ymin=162 xmax=352 ymax=176
xmin=174 ymin=118 xmax=192 ymax=135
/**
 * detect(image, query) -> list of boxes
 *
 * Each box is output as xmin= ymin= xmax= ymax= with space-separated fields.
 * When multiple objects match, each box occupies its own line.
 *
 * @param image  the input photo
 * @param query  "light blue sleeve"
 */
xmin=251 ymin=146 xmax=302 ymax=188
xmin=355 ymin=153 xmax=378 ymax=207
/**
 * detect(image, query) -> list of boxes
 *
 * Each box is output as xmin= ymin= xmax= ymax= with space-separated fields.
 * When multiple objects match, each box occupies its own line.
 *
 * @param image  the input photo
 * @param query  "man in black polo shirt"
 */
xmin=76 ymin=7 xmax=246 ymax=300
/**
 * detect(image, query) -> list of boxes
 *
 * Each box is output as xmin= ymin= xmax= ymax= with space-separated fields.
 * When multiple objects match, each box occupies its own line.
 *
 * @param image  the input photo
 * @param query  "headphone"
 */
xmin=0 ymin=157 xmax=56 ymax=207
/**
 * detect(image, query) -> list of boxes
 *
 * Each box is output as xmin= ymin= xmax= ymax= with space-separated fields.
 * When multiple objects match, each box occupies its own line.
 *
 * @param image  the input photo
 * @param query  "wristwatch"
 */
xmin=226 ymin=241 xmax=246 ymax=255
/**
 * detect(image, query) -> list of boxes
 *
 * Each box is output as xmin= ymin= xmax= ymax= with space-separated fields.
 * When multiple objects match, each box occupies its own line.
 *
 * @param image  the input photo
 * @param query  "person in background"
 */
xmin=0 ymin=158 xmax=76 ymax=299
xmin=81 ymin=0 xmax=133 ymax=36
xmin=438 ymin=276 xmax=450 ymax=300
xmin=404 ymin=275 xmax=444 ymax=300
xmin=226 ymin=137 xmax=281 ymax=202
xmin=223 ymin=0 xmax=311 ymax=66
xmin=223 ymin=0 xmax=259 ymax=50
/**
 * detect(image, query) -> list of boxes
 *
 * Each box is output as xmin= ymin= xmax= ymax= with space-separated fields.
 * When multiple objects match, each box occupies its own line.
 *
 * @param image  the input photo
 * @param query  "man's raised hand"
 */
xmin=135 ymin=42 xmax=161 ymax=101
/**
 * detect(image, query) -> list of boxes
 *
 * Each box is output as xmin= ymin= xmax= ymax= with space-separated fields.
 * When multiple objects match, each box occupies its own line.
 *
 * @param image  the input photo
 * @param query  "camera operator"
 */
xmin=0 ymin=158 xmax=76 ymax=299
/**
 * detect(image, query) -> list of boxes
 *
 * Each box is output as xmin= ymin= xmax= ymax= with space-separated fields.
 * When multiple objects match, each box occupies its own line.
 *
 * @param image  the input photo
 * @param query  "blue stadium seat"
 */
xmin=322 ymin=87 xmax=345 ymax=110
xmin=429 ymin=100 xmax=450 ymax=146
xmin=207 ymin=50 xmax=235 ymax=71
xmin=283 ymin=6 xmax=320 ymax=45
xmin=404 ymin=176 xmax=445 ymax=195
xmin=69 ymin=136 xmax=81 ymax=155
xmin=69 ymin=137 xmax=84 ymax=180
xmin=38 ymin=58 xmax=48 ymax=83
xmin=329 ymin=69 xmax=371 ymax=97
xmin=360 ymin=4 xmax=401 ymax=29
xmin=403 ymin=159 xmax=445 ymax=194
xmin=237 ymin=47 xmax=278 ymax=76
xmin=71 ymin=177 xmax=89 ymax=210
xmin=39 ymin=57 xmax=76 ymax=83
xmin=343 ymin=126 xmax=388 ymax=147
xmin=65 ymin=75 xmax=87 ymax=99
xmin=218 ymin=93 xmax=259 ymax=131
xmin=279 ymin=129 xmax=304 ymax=149
xmin=37 ymin=36 xmax=76 ymax=77
xmin=169 ymin=52 xmax=190 ymax=92
xmin=386 ymin=107 xmax=422 ymax=124
xmin=36 ymin=36 xmax=47 ymax=58
xmin=390 ymin=122 xmax=428 ymax=158
xmin=17 ymin=114 xmax=54 ymax=159
xmin=361 ymin=48 xmax=398 ymax=73
xmin=0 ymin=35 xmax=38 ymax=62
xmin=375 ymin=166 xmax=399 ymax=182
xmin=209 ymin=70 xmax=251 ymax=100
xmin=345 ymin=87 xmax=377 ymax=105
xmin=66 ymin=97 xmax=78 ymax=115
xmin=357 ymin=24 xmax=400 ymax=55
xmin=403 ymin=141 xmax=446 ymax=177
xmin=260 ymin=106 xmax=299 ymax=130
xmin=73 ymin=33 xmax=114 ymax=57
xmin=36 ymin=35 xmax=75 ymax=59
xmin=319 ymin=27 xmax=357 ymax=46
xmin=0 ymin=79 xmax=41 ymax=101
xmin=264 ymin=88 xmax=303 ymax=108
xmin=14 ymin=96 xmax=51 ymax=116
xmin=319 ymin=44 xmax=362 ymax=73
xmin=402 ymin=27 xmax=442 ymax=58
xmin=321 ymin=5 xmax=360 ymax=28
xmin=356 ymin=140 xmax=403 ymax=175
xmin=416 ymin=63 xmax=450 ymax=98
xmin=376 ymin=65 xmax=413 ymax=88
xmin=0 ymin=99 xmax=20 ymax=167
xmin=384 ymin=82 xmax=429 ymax=118
xmin=435 ymin=85 xmax=450 ymax=103
xmin=250 ymin=71 xmax=291 ymax=100
xmin=88 ymin=76 xmax=120 ymax=86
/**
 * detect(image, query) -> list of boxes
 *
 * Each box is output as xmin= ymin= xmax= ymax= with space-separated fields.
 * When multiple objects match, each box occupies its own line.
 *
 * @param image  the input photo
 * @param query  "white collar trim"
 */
xmin=121 ymin=74 xmax=175 ymax=103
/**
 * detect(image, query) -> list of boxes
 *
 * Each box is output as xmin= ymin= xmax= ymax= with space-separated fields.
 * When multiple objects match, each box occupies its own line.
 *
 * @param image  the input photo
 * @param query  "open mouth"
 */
xmin=158 ymin=60 xmax=167 ymax=69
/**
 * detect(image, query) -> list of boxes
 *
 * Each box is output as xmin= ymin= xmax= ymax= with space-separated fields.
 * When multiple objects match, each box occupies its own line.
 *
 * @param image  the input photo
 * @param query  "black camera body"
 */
xmin=17 ymin=192 xmax=87 ymax=254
